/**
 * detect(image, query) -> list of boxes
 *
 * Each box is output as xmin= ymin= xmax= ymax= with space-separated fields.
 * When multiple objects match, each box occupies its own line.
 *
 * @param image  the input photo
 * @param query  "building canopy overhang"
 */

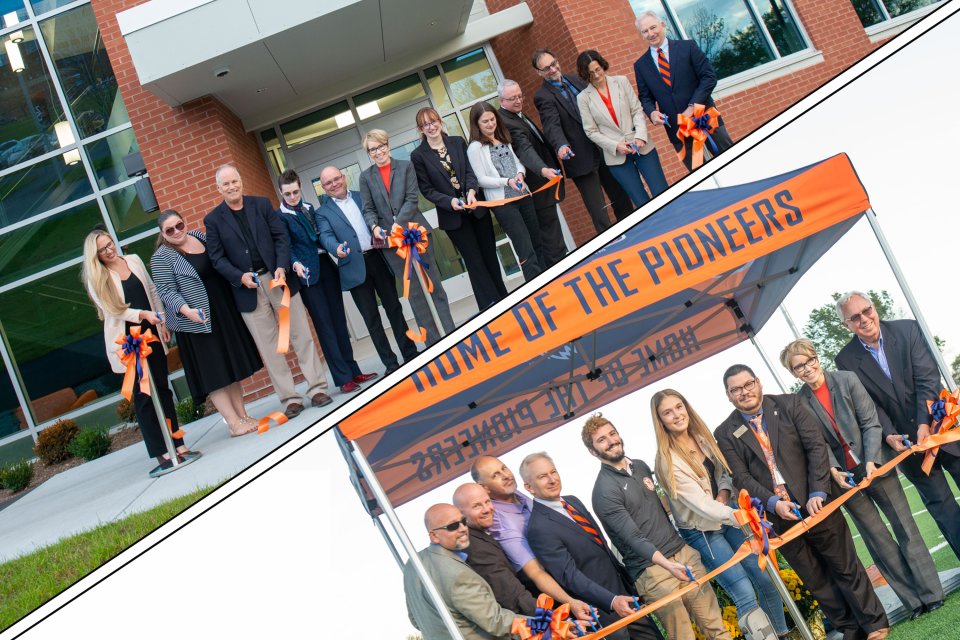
xmin=117 ymin=0 xmax=532 ymax=131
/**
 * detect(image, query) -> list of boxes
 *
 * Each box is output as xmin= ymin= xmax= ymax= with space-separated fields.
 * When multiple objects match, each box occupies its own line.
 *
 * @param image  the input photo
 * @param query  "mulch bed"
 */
xmin=0 ymin=425 xmax=144 ymax=512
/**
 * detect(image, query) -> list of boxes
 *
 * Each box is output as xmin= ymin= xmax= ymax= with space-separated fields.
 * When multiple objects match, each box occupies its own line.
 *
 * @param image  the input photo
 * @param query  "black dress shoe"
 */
xmin=925 ymin=600 xmax=944 ymax=613
xmin=910 ymin=607 xmax=924 ymax=620
xmin=385 ymin=364 xmax=399 ymax=375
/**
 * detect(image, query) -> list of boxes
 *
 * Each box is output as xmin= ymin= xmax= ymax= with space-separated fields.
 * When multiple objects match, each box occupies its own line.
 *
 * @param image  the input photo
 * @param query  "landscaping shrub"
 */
xmin=0 ymin=459 xmax=33 ymax=493
xmin=67 ymin=427 xmax=112 ymax=461
xmin=34 ymin=419 xmax=79 ymax=465
xmin=175 ymin=397 xmax=205 ymax=425
xmin=115 ymin=398 xmax=136 ymax=424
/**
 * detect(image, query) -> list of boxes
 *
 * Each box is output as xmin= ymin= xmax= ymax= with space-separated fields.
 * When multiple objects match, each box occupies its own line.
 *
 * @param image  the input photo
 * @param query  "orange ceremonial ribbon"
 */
xmin=464 ymin=174 xmax=562 ymax=209
xmin=257 ymin=411 xmax=289 ymax=435
xmin=675 ymin=104 xmax=722 ymax=170
xmin=166 ymin=418 xmax=185 ymax=440
xmin=115 ymin=326 xmax=158 ymax=401
xmin=923 ymin=388 xmax=960 ymax=474
xmin=270 ymin=278 xmax=290 ymax=354
xmin=512 ymin=595 xmax=575 ymax=640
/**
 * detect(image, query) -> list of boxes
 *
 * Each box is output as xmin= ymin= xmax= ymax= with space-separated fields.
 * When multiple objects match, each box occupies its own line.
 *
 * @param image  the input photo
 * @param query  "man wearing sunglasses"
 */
xmin=403 ymin=502 xmax=522 ymax=639
xmin=836 ymin=290 xmax=960 ymax=568
xmin=716 ymin=365 xmax=889 ymax=640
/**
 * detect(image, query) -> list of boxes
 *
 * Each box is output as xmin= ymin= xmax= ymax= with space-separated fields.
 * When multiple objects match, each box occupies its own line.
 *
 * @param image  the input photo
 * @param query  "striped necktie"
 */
xmin=748 ymin=414 xmax=791 ymax=502
xmin=657 ymin=48 xmax=671 ymax=87
xmin=562 ymin=500 xmax=604 ymax=546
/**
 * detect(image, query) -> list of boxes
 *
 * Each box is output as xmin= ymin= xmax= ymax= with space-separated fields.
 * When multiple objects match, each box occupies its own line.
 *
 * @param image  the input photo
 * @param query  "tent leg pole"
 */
xmin=780 ymin=306 xmax=803 ymax=341
xmin=751 ymin=336 xmax=789 ymax=393
xmin=349 ymin=441 xmax=466 ymax=640
xmin=373 ymin=514 xmax=405 ymax=570
xmin=865 ymin=209 xmax=957 ymax=391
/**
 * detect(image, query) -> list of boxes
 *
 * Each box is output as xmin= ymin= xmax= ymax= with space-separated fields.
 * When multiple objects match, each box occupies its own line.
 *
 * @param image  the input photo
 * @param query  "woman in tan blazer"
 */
xmin=576 ymin=49 xmax=668 ymax=209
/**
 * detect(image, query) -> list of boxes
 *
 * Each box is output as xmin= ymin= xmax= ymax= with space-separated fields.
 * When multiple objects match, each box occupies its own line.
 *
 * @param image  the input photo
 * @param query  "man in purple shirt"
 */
xmin=471 ymin=455 xmax=591 ymax=620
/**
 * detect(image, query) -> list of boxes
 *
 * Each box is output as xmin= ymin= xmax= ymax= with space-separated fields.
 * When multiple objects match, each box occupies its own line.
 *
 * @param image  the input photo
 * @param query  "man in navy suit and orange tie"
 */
xmin=633 ymin=12 xmax=734 ymax=172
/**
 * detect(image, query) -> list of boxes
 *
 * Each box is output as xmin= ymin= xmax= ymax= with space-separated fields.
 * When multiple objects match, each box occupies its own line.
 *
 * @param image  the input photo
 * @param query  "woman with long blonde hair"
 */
xmin=652 ymin=389 xmax=788 ymax=639
xmin=82 ymin=229 xmax=199 ymax=477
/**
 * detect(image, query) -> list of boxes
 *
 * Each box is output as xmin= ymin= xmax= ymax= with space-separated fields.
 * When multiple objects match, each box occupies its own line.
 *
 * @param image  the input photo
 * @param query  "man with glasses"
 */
xmin=403 ymin=502 xmax=523 ymax=639
xmin=633 ymin=12 xmax=734 ymax=172
xmin=497 ymin=79 xmax=568 ymax=268
xmin=315 ymin=166 xmax=418 ymax=375
xmin=716 ymin=365 xmax=889 ymax=640
xmin=782 ymin=339 xmax=944 ymax=620
xmin=531 ymin=48 xmax=634 ymax=235
xmin=836 ymin=290 xmax=960 ymax=566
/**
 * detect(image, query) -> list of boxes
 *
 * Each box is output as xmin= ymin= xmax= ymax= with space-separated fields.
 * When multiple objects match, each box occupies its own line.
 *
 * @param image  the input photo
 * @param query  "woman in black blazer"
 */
xmin=410 ymin=106 xmax=507 ymax=311
xmin=151 ymin=210 xmax=263 ymax=437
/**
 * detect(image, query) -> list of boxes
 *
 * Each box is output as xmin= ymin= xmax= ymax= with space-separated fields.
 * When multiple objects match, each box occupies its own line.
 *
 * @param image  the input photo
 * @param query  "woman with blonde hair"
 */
xmin=652 ymin=389 xmax=788 ymax=639
xmin=82 ymin=229 xmax=199 ymax=477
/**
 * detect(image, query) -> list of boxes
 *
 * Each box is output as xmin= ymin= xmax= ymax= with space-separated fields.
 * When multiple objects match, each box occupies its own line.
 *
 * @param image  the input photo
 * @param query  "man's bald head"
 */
xmin=319 ymin=166 xmax=348 ymax=200
xmin=424 ymin=503 xmax=469 ymax=550
xmin=453 ymin=483 xmax=495 ymax=529
xmin=470 ymin=455 xmax=517 ymax=502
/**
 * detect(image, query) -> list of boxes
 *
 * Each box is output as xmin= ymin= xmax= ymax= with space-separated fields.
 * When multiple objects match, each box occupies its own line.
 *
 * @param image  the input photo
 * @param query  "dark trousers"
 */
xmin=898 ymin=446 xmax=960 ymax=560
xmin=491 ymin=198 xmax=542 ymax=281
xmin=534 ymin=201 xmax=566 ymax=268
xmin=133 ymin=345 xmax=182 ymax=459
xmin=597 ymin=605 xmax=664 ymax=640
xmin=299 ymin=255 xmax=361 ymax=386
xmin=445 ymin=212 xmax=507 ymax=311
xmin=348 ymin=251 xmax=418 ymax=369
xmin=673 ymin=124 xmax=734 ymax=172
xmin=775 ymin=509 xmax=887 ymax=638
xmin=572 ymin=162 xmax=634 ymax=234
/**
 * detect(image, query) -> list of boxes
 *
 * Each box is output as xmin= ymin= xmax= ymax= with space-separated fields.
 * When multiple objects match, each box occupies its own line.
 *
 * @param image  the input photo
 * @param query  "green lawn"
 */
xmin=888 ymin=591 xmax=960 ymax=638
xmin=844 ymin=472 xmax=960 ymax=573
xmin=0 ymin=485 xmax=214 ymax=630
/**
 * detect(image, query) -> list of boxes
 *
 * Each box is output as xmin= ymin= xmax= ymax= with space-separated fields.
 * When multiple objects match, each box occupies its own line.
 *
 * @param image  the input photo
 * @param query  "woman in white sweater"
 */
xmin=652 ymin=389 xmax=789 ymax=639
xmin=466 ymin=101 xmax=542 ymax=281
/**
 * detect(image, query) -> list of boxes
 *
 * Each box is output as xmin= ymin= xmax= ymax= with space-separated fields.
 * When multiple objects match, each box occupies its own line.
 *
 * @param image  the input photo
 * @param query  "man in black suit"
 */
xmin=522 ymin=452 xmax=663 ymax=640
xmin=497 ymin=79 xmax=568 ymax=268
xmin=204 ymin=165 xmax=331 ymax=418
xmin=633 ymin=12 xmax=734 ymax=172
xmin=715 ymin=365 xmax=889 ymax=640
xmin=532 ymin=49 xmax=634 ymax=235
xmin=835 ymin=290 xmax=960 ymax=571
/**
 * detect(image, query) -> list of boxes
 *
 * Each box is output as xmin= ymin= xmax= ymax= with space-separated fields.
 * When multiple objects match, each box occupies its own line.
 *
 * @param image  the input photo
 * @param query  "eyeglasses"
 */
xmin=538 ymin=59 xmax=560 ymax=73
xmin=843 ymin=305 xmax=875 ymax=326
xmin=501 ymin=94 xmax=523 ymax=103
xmin=431 ymin=517 xmax=467 ymax=532
xmin=367 ymin=143 xmax=388 ymax=156
xmin=320 ymin=175 xmax=344 ymax=189
xmin=163 ymin=221 xmax=186 ymax=236
xmin=96 ymin=241 xmax=115 ymax=255
xmin=727 ymin=379 xmax=758 ymax=397
xmin=791 ymin=355 xmax=819 ymax=375
xmin=419 ymin=119 xmax=441 ymax=131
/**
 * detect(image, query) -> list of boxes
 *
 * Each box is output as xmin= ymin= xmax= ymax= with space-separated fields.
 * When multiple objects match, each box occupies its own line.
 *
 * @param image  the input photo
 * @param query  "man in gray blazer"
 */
xmin=782 ymin=339 xmax=943 ymax=620
xmin=359 ymin=129 xmax=455 ymax=347
xmin=404 ymin=502 xmax=521 ymax=640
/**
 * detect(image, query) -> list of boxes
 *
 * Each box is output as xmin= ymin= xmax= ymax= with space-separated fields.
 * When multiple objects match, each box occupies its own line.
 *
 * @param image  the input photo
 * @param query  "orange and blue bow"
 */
xmin=675 ymin=104 xmax=722 ymax=169
xmin=512 ymin=595 xmax=575 ymax=640
xmin=115 ymin=326 xmax=157 ymax=401
xmin=923 ymin=388 xmax=960 ymax=474
xmin=388 ymin=222 xmax=434 ymax=301
xmin=734 ymin=489 xmax=777 ymax=572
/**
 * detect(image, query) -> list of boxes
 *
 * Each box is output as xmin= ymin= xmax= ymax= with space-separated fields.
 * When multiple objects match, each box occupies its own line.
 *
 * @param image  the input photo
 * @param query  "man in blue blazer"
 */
xmin=633 ymin=12 xmax=734 ymax=172
xmin=276 ymin=169 xmax=377 ymax=394
xmin=315 ymin=166 xmax=418 ymax=374
xmin=522 ymin=452 xmax=664 ymax=640
xmin=204 ymin=165 xmax=331 ymax=418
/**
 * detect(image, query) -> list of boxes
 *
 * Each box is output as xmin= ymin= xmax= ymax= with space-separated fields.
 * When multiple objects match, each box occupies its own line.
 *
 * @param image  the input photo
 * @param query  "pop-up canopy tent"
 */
xmin=335 ymin=154 xmax=956 ymax=638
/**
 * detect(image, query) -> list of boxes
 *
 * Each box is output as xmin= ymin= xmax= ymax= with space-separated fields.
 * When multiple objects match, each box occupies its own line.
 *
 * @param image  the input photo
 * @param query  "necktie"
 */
xmin=562 ymin=500 xmax=604 ymax=547
xmin=657 ymin=48 xmax=671 ymax=87
xmin=521 ymin=113 xmax=545 ymax=144
xmin=748 ymin=414 xmax=791 ymax=502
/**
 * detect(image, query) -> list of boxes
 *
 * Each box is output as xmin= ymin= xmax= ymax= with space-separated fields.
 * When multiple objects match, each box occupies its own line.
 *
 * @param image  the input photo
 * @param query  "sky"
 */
xmin=9 ymin=7 xmax=960 ymax=640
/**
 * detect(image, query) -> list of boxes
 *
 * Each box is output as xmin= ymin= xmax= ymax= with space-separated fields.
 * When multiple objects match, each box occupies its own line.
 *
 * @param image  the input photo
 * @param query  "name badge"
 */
xmin=733 ymin=425 xmax=748 ymax=438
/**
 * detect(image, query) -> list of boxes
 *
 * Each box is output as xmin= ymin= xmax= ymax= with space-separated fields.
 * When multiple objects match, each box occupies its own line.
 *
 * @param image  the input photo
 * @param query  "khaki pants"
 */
xmin=241 ymin=281 xmax=328 ymax=407
xmin=634 ymin=544 xmax=731 ymax=640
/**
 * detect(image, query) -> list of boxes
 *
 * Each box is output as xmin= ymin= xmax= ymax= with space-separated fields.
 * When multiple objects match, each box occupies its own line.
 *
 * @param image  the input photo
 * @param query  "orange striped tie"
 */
xmin=562 ymin=500 xmax=604 ymax=546
xmin=657 ymin=48 xmax=671 ymax=87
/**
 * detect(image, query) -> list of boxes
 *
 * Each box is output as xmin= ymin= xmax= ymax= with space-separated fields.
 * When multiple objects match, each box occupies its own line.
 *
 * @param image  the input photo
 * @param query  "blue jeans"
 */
xmin=680 ymin=525 xmax=789 ymax=635
xmin=606 ymin=149 xmax=669 ymax=209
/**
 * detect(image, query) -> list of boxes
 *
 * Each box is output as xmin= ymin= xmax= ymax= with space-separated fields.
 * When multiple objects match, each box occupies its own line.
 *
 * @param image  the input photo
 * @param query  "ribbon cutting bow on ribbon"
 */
xmin=115 ymin=326 xmax=158 ymax=401
xmin=270 ymin=278 xmax=290 ymax=354
xmin=734 ymin=489 xmax=778 ymax=572
xmin=512 ymin=595 xmax=575 ymax=640
xmin=388 ymin=222 xmax=432 ymax=343
xmin=923 ymin=388 xmax=960 ymax=474
xmin=675 ymin=103 xmax=722 ymax=170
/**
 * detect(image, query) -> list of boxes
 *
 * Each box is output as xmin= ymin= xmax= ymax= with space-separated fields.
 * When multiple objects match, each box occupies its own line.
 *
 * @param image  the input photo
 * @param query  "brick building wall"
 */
xmin=486 ymin=0 xmax=880 ymax=245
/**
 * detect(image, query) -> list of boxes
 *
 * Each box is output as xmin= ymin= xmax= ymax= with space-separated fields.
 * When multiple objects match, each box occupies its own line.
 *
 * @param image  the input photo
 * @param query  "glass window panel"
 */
xmin=442 ymin=113 xmax=464 ymax=138
xmin=29 ymin=0 xmax=73 ymax=17
xmin=0 ymin=265 xmax=119 ymax=427
xmin=884 ymin=0 xmax=938 ymax=19
xmin=0 ymin=1 xmax=28 ymax=27
xmin=424 ymin=66 xmax=454 ymax=113
xmin=849 ymin=0 xmax=885 ymax=26
xmin=672 ymin=0 xmax=775 ymax=78
xmin=442 ymin=49 xmax=497 ymax=106
xmin=281 ymin=101 xmax=354 ymax=148
xmin=0 ymin=366 xmax=22 ymax=440
xmin=0 ymin=26 xmax=65 ymax=167
xmin=354 ymin=73 xmax=425 ymax=120
xmin=758 ymin=0 xmax=805 ymax=57
xmin=86 ymin=126 xmax=138 ymax=189
xmin=103 ymin=183 xmax=154 ymax=239
xmin=260 ymin=128 xmax=286 ymax=175
xmin=40 ymin=4 xmax=129 ymax=138
xmin=120 ymin=232 xmax=160 ymax=268
xmin=0 ymin=200 xmax=100 ymax=286
xmin=0 ymin=153 xmax=92 ymax=226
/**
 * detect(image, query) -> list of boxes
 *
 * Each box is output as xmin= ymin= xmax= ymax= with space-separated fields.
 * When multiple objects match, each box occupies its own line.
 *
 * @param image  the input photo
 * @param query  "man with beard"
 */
xmin=583 ymin=414 xmax=730 ymax=640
